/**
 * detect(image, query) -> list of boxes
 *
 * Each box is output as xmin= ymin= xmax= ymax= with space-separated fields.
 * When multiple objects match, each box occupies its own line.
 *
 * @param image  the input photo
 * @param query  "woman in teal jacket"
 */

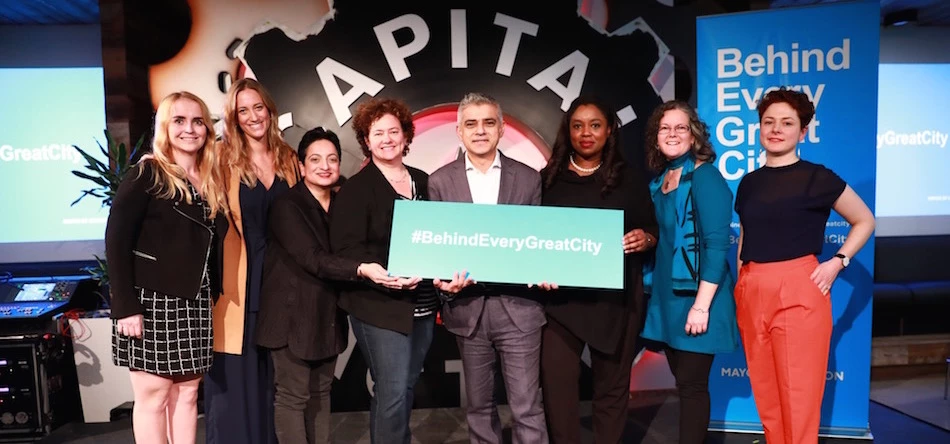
xmin=640 ymin=100 xmax=739 ymax=444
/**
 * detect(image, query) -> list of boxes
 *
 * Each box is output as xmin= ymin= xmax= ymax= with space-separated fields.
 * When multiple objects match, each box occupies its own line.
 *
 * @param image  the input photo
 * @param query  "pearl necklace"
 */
xmin=570 ymin=155 xmax=602 ymax=173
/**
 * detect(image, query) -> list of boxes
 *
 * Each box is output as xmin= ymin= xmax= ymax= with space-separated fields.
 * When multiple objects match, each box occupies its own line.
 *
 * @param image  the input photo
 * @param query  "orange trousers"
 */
xmin=734 ymin=255 xmax=832 ymax=444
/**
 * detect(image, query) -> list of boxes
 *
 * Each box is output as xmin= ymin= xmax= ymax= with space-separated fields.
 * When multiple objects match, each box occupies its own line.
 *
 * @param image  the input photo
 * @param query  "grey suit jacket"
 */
xmin=428 ymin=151 xmax=546 ymax=338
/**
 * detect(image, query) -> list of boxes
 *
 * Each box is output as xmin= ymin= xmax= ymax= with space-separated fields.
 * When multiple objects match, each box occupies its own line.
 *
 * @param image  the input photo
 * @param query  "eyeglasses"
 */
xmin=658 ymin=125 xmax=690 ymax=135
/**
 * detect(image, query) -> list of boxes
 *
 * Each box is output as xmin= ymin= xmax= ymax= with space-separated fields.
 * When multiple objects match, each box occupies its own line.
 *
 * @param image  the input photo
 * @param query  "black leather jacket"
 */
xmin=105 ymin=162 xmax=228 ymax=319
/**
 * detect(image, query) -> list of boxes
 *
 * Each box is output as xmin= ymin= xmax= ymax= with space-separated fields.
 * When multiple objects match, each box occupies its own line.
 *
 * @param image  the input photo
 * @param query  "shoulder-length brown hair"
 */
xmin=644 ymin=100 xmax=716 ymax=173
xmin=146 ymin=91 xmax=228 ymax=217
xmin=540 ymin=96 xmax=624 ymax=196
xmin=220 ymin=78 xmax=298 ymax=187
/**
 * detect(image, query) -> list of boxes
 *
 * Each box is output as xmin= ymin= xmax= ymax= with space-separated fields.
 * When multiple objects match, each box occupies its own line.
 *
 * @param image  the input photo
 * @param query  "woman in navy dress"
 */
xmin=205 ymin=78 xmax=299 ymax=444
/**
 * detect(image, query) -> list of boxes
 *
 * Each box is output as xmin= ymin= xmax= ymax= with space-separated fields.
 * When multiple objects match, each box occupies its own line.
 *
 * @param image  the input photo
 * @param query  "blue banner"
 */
xmin=387 ymin=200 xmax=624 ymax=289
xmin=697 ymin=1 xmax=878 ymax=437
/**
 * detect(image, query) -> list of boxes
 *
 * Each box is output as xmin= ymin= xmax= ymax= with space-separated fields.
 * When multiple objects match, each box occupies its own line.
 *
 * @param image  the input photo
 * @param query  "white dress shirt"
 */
xmin=464 ymin=151 xmax=502 ymax=205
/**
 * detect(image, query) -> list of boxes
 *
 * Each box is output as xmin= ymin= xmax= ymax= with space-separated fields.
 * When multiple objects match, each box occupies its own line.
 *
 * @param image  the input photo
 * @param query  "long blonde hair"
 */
xmin=221 ymin=78 xmax=298 ymax=186
xmin=145 ymin=91 xmax=228 ymax=217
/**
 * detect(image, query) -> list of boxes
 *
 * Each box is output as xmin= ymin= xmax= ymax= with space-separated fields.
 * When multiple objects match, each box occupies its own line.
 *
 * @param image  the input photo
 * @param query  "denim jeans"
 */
xmin=349 ymin=315 xmax=435 ymax=444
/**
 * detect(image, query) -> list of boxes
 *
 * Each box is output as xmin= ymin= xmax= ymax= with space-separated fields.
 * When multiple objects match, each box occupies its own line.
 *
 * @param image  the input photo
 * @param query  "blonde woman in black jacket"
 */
xmin=107 ymin=91 xmax=228 ymax=444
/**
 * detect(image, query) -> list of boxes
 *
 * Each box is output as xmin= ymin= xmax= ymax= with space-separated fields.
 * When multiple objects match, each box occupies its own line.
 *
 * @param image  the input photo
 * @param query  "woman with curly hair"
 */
xmin=329 ymin=97 xmax=431 ymax=444
xmin=640 ymin=100 xmax=739 ymax=444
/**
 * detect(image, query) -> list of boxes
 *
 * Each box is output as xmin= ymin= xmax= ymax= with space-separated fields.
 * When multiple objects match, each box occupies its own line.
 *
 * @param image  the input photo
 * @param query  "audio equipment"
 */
xmin=0 ymin=276 xmax=98 ymax=440
xmin=0 ymin=334 xmax=80 ymax=441
xmin=0 ymin=278 xmax=98 ymax=322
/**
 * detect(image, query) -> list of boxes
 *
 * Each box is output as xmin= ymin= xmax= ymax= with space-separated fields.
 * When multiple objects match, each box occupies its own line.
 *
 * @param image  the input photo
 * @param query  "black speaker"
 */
xmin=0 ymin=335 xmax=80 ymax=441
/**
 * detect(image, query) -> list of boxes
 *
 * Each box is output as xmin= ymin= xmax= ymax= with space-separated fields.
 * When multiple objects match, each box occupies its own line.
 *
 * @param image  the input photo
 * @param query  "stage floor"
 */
xmin=33 ymin=378 xmax=950 ymax=444
xmin=870 ymin=374 xmax=950 ymax=432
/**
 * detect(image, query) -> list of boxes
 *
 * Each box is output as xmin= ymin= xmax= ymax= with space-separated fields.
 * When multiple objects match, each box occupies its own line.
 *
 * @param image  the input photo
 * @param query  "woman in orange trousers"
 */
xmin=733 ymin=88 xmax=875 ymax=444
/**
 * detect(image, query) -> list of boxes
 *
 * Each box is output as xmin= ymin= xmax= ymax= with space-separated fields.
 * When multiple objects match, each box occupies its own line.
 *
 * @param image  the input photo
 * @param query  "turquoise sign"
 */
xmin=388 ymin=200 xmax=624 ymax=289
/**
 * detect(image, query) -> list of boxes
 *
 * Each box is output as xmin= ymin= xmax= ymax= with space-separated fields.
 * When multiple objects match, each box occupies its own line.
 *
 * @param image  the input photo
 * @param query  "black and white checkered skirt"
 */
xmin=113 ymin=184 xmax=215 ymax=376
xmin=112 ymin=286 xmax=213 ymax=376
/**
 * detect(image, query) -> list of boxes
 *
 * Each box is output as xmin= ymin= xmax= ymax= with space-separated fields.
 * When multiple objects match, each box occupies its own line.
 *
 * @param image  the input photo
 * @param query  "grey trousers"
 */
xmin=271 ymin=346 xmax=336 ymax=444
xmin=456 ymin=297 xmax=548 ymax=444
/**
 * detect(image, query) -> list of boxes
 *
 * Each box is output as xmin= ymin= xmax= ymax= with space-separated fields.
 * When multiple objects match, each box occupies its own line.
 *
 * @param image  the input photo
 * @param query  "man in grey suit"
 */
xmin=428 ymin=93 xmax=548 ymax=443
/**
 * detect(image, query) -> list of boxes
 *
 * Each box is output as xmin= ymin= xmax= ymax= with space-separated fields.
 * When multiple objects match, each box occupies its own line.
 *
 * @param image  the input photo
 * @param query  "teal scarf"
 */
xmin=643 ymin=154 xmax=701 ymax=295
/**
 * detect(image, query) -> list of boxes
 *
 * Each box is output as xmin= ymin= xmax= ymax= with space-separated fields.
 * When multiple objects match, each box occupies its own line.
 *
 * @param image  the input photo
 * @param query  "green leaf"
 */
xmin=131 ymin=133 xmax=146 ymax=158
xmin=97 ymin=136 xmax=109 ymax=159
xmin=81 ymin=254 xmax=110 ymax=287
xmin=70 ymin=129 xmax=145 ymax=210
xmin=118 ymin=143 xmax=128 ymax=167
xmin=74 ymin=146 xmax=107 ymax=172
xmin=105 ymin=130 xmax=115 ymax=151
xmin=70 ymin=189 xmax=99 ymax=206
xmin=71 ymin=170 xmax=109 ymax=186
xmin=73 ymin=144 xmax=100 ymax=163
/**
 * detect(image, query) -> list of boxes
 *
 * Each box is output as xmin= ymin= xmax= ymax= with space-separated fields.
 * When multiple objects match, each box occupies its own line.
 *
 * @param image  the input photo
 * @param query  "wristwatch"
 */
xmin=834 ymin=253 xmax=850 ymax=268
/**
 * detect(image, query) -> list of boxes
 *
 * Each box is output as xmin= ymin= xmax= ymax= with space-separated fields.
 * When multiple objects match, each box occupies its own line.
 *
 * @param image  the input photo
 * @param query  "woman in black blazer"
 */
xmin=107 ymin=91 xmax=229 ymax=444
xmin=329 ymin=98 xmax=433 ymax=443
xmin=256 ymin=127 xmax=396 ymax=444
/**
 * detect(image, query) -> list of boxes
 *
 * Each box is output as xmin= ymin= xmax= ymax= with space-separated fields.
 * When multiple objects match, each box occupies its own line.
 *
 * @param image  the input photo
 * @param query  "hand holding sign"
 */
xmin=433 ymin=270 xmax=476 ymax=295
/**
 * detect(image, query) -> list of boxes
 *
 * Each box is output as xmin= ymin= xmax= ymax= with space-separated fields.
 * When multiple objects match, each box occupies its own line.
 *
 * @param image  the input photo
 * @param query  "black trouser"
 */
xmin=665 ymin=347 xmax=715 ymax=444
xmin=271 ymin=346 xmax=336 ymax=444
xmin=541 ymin=310 xmax=640 ymax=444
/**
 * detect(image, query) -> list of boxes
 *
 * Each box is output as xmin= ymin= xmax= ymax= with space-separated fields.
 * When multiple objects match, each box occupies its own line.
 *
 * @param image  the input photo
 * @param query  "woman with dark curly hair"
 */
xmin=640 ymin=100 xmax=739 ymax=444
xmin=539 ymin=96 xmax=658 ymax=443
xmin=328 ymin=97 xmax=433 ymax=444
